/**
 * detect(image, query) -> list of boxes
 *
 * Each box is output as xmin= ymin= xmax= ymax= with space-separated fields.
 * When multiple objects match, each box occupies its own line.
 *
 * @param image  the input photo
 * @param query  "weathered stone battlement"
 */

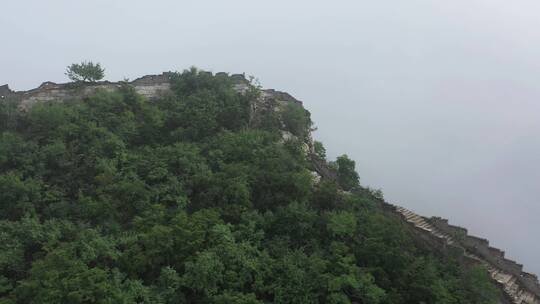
xmin=429 ymin=216 xmax=540 ymax=299
xmin=384 ymin=203 xmax=540 ymax=304
xmin=0 ymin=85 xmax=12 ymax=97
xmin=0 ymin=73 xmax=175 ymax=109
xmin=0 ymin=71 xmax=302 ymax=111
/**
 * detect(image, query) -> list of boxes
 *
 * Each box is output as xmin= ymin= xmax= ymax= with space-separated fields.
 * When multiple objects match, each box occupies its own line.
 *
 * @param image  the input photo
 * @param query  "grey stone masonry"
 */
xmin=1 ymin=73 xmax=174 ymax=109
xmin=387 ymin=203 xmax=539 ymax=304
xmin=0 ymin=71 xmax=303 ymax=110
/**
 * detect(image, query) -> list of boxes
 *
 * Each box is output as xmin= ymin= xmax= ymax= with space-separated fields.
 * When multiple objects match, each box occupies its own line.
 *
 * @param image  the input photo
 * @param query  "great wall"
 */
xmin=0 ymin=73 xmax=174 ymax=108
xmin=378 ymin=202 xmax=540 ymax=304
xmin=1 ymin=73 xmax=538 ymax=304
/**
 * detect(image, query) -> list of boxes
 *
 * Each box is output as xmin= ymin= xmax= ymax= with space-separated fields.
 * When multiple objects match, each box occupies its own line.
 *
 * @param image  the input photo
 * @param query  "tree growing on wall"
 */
xmin=65 ymin=61 xmax=105 ymax=83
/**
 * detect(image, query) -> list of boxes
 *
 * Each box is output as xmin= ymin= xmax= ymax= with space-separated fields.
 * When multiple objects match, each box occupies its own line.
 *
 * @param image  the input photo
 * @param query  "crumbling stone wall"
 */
xmin=130 ymin=73 xmax=172 ymax=100
xmin=385 ymin=204 xmax=540 ymax=304
xmin=430 ymin=217 xmax=540 ymax=298
xmin=2 ymin=73 xmax=174 ymax=109
xmin=0 ymin=85 xmax=13 ymax=98
xmin=1 ymin=72 xmax=302 ymax=111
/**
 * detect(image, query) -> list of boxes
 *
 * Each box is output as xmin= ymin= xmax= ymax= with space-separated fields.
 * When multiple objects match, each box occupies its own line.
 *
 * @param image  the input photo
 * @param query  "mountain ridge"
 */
xmin=1 ymin=71 xmax=538 ymax=304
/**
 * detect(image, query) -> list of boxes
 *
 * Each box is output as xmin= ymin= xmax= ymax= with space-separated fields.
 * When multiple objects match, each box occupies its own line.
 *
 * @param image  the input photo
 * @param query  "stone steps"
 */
xmin=467 ymin=245 xmax=538 ymax=303
xmin=396 ymin=206 xmax=454 ymax=244
xmin=392 ymin=204 xmax=539 ymax=304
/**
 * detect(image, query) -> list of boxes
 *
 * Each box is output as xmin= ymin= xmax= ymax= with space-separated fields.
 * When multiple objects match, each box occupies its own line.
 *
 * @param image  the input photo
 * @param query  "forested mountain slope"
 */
xmin=0 ymin=69 xmax=506 ymax=303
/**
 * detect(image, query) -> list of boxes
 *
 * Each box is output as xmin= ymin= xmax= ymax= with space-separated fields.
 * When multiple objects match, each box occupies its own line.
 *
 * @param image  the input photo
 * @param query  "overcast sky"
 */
xmin=2 ymin=0 xmax=539 ymax=275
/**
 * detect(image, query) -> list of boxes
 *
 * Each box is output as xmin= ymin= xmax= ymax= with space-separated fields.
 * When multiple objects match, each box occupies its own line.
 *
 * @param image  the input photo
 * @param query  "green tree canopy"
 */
xmin=334 ymin=154 xmax=360 ymax=191
xmin=65 ymin=61 xmax=105 ymax=82
xmin=0 ymin=68 xmax=499 ymax=304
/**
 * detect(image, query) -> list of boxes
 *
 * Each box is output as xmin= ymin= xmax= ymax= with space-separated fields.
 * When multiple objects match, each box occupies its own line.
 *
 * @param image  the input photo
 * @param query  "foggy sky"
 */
xmin=2 ymin=0 xmax=539 ymax=275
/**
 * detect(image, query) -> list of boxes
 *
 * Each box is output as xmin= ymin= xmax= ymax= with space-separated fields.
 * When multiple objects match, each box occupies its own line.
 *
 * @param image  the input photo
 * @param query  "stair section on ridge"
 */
xmin=392 ymin=205 xmax=539 ymax=304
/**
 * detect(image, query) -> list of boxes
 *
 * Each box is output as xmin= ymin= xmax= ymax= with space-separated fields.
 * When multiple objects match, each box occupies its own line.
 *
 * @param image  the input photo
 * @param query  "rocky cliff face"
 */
xmin=1 ymin=72 xmax=538 ymax=304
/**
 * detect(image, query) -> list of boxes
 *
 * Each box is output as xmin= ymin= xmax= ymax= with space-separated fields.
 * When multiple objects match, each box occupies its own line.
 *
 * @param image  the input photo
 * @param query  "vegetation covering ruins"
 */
xmin=0 ymin=68 xmax=499 ymax=303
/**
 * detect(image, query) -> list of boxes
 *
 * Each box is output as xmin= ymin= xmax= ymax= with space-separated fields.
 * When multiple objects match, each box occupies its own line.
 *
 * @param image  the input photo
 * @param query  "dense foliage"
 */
xmin=65 ymin=61 xmax=105 ymax=83
xmin=0 ymin=68 xmax=498 ymax=303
